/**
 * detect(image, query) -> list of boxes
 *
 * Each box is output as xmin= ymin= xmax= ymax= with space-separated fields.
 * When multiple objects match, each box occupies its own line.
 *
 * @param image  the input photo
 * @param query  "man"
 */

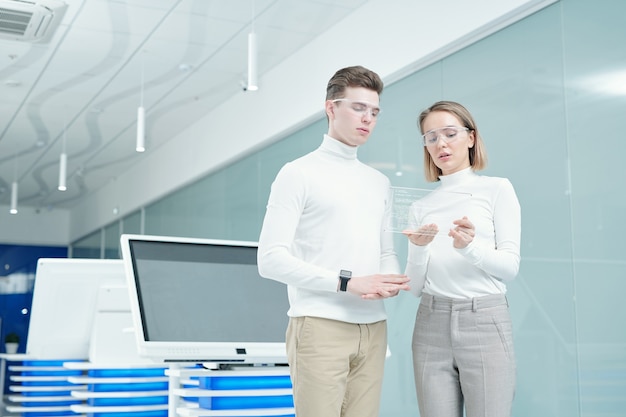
xmin=257 ymin=65 xmax=410 ymax=417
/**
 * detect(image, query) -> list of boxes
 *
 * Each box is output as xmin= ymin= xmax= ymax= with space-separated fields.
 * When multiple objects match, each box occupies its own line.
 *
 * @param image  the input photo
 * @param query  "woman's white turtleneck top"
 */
xmin=258 ymin=135 xmax=400 ymax=324
xmin=405 ymin=167 xmax=521 ymax=299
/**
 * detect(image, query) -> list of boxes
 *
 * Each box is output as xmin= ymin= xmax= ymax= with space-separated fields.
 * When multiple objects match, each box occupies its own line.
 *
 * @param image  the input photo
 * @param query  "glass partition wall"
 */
xmin=71 ymin=1 xmax=626 ymax=415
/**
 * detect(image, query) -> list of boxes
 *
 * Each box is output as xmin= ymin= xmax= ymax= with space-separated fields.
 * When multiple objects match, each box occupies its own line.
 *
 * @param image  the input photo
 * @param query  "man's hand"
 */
xmin=344 ymin=274 xmax=410 ymax=300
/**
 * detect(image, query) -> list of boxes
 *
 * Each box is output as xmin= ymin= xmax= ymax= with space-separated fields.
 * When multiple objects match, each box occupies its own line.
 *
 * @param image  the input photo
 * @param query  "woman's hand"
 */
xmin=449 ymin=216 xmax=475 ymax=248
xmin=403 ymin=223 xmax=438 ymax=246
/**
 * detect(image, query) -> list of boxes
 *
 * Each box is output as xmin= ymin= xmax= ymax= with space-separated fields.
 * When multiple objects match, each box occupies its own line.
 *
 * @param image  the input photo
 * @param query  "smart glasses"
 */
xmin=332 ymin=99 xmax=381 ymax=118
xmin=422 ymin=126 xmax=469 ymax=147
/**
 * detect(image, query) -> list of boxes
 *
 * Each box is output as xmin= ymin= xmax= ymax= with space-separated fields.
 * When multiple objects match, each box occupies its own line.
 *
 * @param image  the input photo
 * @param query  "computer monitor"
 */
xmin=119 ymin=234 xmax=289 ymax=365
xmin=26 ymin=258 xmax=126 ymax=359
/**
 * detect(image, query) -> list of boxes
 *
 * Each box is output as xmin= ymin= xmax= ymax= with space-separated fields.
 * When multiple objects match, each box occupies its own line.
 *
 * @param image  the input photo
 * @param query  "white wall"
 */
xmin=65 ymin=0 xmax=555 ymax=242
xmin=0 ymin=205 xmax=70 ymax=246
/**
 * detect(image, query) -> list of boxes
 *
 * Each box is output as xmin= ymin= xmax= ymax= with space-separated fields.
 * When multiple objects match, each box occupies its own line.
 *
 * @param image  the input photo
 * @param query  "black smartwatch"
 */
xmin=338 ymin=269 xmax=352 ymax=292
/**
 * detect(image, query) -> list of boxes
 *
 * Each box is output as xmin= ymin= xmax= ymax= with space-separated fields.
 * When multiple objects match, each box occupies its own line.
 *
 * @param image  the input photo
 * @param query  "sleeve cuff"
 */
xmin=407 ymin=243 xmax=429 ymax=265
xmin=456 ymin=241 xmax=482 ymax=265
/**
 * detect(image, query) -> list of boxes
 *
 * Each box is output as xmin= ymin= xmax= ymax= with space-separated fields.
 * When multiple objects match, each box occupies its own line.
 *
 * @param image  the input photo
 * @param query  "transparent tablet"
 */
xmin=386 ymin=186 xmax=472 ymax=236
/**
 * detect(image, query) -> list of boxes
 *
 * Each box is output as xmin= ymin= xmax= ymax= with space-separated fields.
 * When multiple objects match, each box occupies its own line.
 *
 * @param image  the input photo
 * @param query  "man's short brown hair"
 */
xmin=326 ymin=66 xmax=383 ymax=100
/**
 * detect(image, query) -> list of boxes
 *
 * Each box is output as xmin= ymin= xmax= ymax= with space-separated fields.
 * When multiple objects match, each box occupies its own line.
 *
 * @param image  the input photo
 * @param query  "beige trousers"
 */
xmin=286 ymin=316 xmax=387 ymax=417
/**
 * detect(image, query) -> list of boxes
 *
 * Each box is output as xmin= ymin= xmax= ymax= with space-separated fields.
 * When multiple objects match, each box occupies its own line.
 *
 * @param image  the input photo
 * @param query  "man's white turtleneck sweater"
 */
xmin=405 ymin=167 xmax=521 ymax=299
xmin=258 ymin=135 xmax=400 ymax=324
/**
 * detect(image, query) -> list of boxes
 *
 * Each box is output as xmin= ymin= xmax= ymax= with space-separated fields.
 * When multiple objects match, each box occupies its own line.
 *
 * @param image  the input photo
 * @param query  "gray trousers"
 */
xmin=412 ymin=293 xmax=516 ymax=417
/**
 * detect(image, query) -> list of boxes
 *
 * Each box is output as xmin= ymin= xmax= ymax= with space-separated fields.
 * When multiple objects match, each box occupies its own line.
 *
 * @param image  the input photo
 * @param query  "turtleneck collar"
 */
xmin=320 ymin=134 xmax=358 ymax=160
xmin=439 ymin=167 xmax=476 ymax=188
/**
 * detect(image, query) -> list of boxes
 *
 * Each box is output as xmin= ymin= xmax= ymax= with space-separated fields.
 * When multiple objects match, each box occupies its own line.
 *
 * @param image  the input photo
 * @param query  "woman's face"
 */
xmin=421 ymin=110 xmax=474 ymax=176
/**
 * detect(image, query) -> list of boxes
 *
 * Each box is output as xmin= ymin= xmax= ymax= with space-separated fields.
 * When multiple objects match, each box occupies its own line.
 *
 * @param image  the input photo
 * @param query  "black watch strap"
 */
xmin=339 ymin=269 xmax=352 ymax=292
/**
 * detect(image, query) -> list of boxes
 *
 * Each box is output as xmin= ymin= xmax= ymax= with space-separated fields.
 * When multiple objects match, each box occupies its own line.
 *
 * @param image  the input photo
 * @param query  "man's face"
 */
xmin=326 ymin=86 xmax=380 ymax=147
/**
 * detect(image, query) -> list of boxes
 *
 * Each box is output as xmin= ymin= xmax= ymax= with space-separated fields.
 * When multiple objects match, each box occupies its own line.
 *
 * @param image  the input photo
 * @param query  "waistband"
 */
xmin=420 ymin=293 xmax=508 ymax=312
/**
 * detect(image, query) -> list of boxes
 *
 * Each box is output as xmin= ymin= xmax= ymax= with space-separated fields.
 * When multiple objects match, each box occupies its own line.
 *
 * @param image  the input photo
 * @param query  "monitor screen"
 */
xmin=120 ymin=234 xmax=290 ymax=364
xmin=26 ymin=258 xmax=126 ymax=359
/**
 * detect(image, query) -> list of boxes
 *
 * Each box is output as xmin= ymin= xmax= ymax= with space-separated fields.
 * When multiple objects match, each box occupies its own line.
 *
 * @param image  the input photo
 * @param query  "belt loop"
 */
xmin=429 ymin=294 xmax=434 ymax=312
xmin=472 ymin=297 xmax=477 ymax=312
xmin=505 ymin=295 xmax=509 ymax=307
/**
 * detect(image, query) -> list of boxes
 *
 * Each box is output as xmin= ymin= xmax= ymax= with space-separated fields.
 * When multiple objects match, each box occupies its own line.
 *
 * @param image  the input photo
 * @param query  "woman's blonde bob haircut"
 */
xmin=418 ymin=101 xmax=488 ymax=182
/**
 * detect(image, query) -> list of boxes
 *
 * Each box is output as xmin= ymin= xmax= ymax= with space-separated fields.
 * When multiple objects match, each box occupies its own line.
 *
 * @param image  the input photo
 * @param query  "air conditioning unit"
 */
xmin=0 ymin=0 xmax=67 ymax=43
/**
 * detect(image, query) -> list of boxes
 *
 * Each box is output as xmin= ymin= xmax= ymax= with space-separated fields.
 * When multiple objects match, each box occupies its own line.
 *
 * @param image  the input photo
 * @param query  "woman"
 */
xmin=404 ymin=101 xmax=520 ymax=417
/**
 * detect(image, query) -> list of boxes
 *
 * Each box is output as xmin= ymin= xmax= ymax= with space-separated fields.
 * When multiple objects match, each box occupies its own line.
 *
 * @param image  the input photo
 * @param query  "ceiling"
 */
xmin=0 ymin=0 xmax=368 ymax=212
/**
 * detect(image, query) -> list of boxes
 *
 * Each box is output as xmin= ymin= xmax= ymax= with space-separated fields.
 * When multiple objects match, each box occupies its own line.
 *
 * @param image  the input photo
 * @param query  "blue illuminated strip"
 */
xmin=90 ymin=382 xmax=168 ymax=392
xmin=22 ymin=380 xmax=76 ymax=387
xmin=86 ymin=411 xmax=168 ymax=417
xmin=23 ymin=412 xmax=77 ymax=417
xmin=199 ymin=394 xmax=294 ymax=410
xmin=21 ymin=370 xmax=82 ymax=376
xmin=22 ymin=390 xmax=73 ymax=397
xmin=88 ymin=396 xmax=168 ymax=407
xmin=23 ymin=360 xmax=83 ymax=367
xmin=87 ymin=368 xmax=166 ymax=378
xmin=199 ymin=375 xmax=293 ymax=390
xmin=22 ymin=400 xmax=82 ymax=407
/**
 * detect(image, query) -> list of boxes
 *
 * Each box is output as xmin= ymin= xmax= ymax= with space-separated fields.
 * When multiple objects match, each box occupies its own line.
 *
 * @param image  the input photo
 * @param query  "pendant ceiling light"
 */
xmin=10 ymin=156 xmax=18 ymax=214
xmin=136 ymin=106 xmax=145 ymax=152
xmin=58 ymin=112 xmax=68 ymax=191
xmin=247 ymin=32 xmax=258 ymax=91
xmin=10 ymin=181 xmax=18 ymax=214
xmin=58 ymin=152 xmax=67 ymax=191
xmin=136 ymin=54 xmax=146 ymax=152
xmin=246 ymin=0 xmax=258 ymax=91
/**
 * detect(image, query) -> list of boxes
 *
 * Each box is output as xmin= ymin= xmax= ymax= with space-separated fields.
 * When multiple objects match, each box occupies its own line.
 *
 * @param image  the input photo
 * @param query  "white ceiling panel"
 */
xmin=0 ymin=0 xmax=369 ymax=210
